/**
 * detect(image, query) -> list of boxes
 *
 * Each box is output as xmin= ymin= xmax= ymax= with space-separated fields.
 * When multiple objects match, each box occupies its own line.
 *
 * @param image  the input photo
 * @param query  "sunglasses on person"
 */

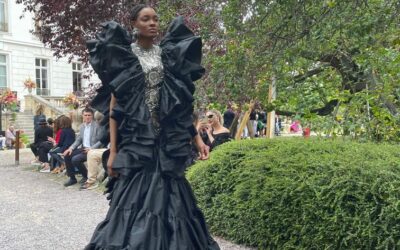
xmin=207 ymin=114 xmax=214 ymax=119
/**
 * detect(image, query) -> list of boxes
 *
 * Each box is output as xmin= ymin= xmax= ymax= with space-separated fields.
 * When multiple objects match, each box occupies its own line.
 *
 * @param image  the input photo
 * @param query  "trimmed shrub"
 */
xmin=187 ymin=138 xmax=400 ymax=249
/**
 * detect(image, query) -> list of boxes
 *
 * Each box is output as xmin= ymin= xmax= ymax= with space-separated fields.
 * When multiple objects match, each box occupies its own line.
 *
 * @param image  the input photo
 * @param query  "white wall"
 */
xmin=0 ymin=0 xmax=89 ymax=101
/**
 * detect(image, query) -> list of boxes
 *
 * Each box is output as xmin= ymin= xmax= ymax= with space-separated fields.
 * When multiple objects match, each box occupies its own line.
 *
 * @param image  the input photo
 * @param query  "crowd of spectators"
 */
xmin=23 ymin=103 xmax=303 ymax=190
xmin=29 ymin=107 xmax=108 ymax=191
xmin=1 ymin=100 xmax=305 ymax=189
xmin=26 ymin=106 xmax=234 ymax=189
xmin=221 ymin=103 xmax=283 ymax=139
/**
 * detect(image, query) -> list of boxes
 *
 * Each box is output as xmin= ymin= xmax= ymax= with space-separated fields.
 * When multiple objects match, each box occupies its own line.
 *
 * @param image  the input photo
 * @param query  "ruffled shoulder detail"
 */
xmin=157 ymin=17 xmax=205 ymax=175
xmin=87 ymin=21 xmax=144 ymax=122
xmin=87 ymin=21 xmax=134 ymax=87
xmin=158 ymin=17 xmax=205 ymax=124
xmin=87 ymin=21 xmax=153 ymax=178
xmin=87 ymin=21 xmax=131 ymax=143
xmin=160 ymin=16 xmax=205 ymax=83
xmin=87 ymin=17 xmax=204 ymax=178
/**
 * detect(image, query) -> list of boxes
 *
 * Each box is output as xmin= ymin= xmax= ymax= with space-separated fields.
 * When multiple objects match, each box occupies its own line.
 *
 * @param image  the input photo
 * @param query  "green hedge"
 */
xmin=187 ymin=138 xmax=400 ymax=249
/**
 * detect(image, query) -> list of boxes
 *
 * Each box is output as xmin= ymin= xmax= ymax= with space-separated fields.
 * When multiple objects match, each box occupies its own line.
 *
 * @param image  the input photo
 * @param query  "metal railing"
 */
xmin=28 ymin=95 xmax=66 ymax=117
xmin=42 ymin=96 xmax=67 ymax=110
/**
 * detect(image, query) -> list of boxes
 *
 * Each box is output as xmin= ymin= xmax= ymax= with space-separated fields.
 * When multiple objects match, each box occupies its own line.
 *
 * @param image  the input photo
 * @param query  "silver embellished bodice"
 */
xmin=131 ymin=43 xmax=164 ymax=135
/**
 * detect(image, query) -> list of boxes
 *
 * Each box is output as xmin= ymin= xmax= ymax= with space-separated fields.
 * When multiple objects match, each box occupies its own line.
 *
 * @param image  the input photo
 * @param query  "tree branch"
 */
xmin=275 ymin=99 xmax=339 ymax=117
xmin=293 ymin=66 xmax=327 ymax=83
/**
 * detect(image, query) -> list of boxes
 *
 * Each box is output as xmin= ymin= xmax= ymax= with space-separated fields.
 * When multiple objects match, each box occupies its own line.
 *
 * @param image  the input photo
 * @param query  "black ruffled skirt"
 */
xmin=85 ymin=158 xmax=219 ymax=249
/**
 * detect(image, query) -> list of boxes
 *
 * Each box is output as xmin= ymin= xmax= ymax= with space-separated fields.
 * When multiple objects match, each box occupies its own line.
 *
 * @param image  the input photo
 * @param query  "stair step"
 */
xmin=15 ymin=112 xmax=35 ymax=140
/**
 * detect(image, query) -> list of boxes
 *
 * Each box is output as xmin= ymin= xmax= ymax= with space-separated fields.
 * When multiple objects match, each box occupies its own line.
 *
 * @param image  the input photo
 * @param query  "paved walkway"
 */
xmin=0 ymin=149 xmax=253 ymax=250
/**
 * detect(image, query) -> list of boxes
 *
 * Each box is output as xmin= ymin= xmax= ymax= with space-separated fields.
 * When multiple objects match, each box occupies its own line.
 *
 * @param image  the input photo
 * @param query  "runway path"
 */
xmin=0 ymin=149 xmax=253 ymax=250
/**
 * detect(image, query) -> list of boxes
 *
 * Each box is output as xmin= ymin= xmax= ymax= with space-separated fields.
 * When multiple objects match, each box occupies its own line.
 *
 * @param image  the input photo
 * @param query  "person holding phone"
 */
xmin=203 ymin=110 xmax=231 ymax=151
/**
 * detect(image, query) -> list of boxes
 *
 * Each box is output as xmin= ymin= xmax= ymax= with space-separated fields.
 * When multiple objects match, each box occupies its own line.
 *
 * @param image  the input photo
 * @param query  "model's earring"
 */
xmin=132 ymin=28 xmax=139 ymax=42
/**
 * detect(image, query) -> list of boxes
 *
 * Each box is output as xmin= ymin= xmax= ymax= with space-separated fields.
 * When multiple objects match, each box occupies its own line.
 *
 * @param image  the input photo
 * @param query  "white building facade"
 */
xmin=0 ymin=0 xmax=87 ymax=102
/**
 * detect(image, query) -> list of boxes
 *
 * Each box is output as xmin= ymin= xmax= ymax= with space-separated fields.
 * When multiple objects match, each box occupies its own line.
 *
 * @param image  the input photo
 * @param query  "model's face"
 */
xmin=206 ymin=112 xmax=218 ymax=126
xmin=132 ymin=8 xmax=159 ymax=39
xmin=82 ymin=112 xmax=93 ymax=124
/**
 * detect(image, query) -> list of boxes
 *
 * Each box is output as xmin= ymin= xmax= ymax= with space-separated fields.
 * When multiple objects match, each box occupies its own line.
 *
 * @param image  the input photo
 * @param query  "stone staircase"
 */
xmin=14 ymin=112 xmax=35 ymax=144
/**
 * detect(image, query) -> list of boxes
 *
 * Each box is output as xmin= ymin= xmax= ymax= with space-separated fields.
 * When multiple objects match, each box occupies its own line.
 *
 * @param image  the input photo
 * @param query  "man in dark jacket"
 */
xmin=30 ymin=117 xmax=53 ymax=164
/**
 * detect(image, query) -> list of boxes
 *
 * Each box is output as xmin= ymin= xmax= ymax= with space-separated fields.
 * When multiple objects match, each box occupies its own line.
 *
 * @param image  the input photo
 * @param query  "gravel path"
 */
xmin=0 ymin=149 xmax=254 ymax=250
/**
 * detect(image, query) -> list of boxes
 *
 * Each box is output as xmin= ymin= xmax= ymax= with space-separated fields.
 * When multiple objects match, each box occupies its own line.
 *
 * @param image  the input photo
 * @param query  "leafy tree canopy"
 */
xmin=18 ymin=0 xmax=400 ymax=141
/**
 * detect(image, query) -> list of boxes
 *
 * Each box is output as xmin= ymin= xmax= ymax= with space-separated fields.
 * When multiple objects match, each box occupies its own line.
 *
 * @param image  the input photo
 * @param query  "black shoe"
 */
xmin=64 ymin=178 xmax=77 ymax=187
xmin=79 ymin=177 xmax=88 ymax=185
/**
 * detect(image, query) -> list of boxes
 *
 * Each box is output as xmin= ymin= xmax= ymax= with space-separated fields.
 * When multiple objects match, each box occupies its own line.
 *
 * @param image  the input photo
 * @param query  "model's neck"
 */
xmin=136 ymin=37 xmax=154 ymax=49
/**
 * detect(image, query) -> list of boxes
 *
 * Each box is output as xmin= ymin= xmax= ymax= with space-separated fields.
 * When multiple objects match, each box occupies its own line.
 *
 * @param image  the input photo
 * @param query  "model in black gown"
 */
xmin=84 ymin=5 xmax=220 ymax=250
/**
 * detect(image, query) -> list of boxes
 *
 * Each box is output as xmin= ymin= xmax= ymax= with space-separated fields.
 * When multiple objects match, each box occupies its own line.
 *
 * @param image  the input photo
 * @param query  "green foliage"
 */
xmin=187 ymin=138 xmax=400 ymax=249
xmin=19 ymin=133 xmax=30 ymax=145
xmin=193 ymin=0 xmax=400 ymax=142
xmin=21 ymin=0 xmax=400 ymax=142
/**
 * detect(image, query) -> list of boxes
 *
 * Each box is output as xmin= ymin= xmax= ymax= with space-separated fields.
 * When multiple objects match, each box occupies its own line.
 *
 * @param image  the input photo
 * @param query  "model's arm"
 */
xmin=194 ymin=134 xmax=209 ymax=160
xmin=107 ymin=94 xmax=118 ymax=177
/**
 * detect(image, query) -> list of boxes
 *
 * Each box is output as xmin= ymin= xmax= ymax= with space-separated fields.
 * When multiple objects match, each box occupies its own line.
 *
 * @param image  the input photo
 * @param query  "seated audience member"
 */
xmin=80 ymin=111 xmax=107 ymax=190
xmin=81 ymin=146 xmax=108 ymax=190
xmin=48 ymin=116 xmax=75 ymax=174
xmin=5 ymin=125 xmax=17 ymax=149
xmin=30 ymin=118 xmax=53 ymax=172
xmin=63 ymin=108 xmax=102 ymax=187
xmin=47 ymin=117 xmax=54 ymax=128
xmin=201 ymin=110 xmax=231 ymax=151
xmin=0 ymin=134 xmax=6 ymax=150
xmin=47 ymin=117 xmax=62 ymax=170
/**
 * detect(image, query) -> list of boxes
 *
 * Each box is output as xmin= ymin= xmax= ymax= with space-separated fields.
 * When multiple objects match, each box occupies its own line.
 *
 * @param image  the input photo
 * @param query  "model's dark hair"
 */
xmin=130 ymin=4 xmax=152 ymax=21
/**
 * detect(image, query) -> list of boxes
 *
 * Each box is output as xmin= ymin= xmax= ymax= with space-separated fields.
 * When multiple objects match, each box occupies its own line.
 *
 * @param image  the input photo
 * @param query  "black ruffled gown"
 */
xmin=85 ymin=17 xmax=220 ymax=250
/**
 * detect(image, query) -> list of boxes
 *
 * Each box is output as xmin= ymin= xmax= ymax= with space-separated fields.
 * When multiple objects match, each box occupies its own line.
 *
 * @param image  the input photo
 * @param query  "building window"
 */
xmin=72 ymin=62 xmax=82 ymax=93
xmin=0 ymin=54 xmax=7 ymax=88
xmin=35 ymin=58 xmax=50 ymax=96
xmin=0 ymin=0 xmax=8 ymax=32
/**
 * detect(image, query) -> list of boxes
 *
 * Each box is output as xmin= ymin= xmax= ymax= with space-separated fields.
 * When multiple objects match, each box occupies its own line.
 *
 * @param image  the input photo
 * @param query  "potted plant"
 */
xmin=0 ymin=88 xmax=17 ymax=113
xmin=0 ymin=88 xmax=17 ymax=132
xmin=63 ymin=93 xmax=80 ymax=110
xmin=23 ymin=78 xmax=36 ymax=94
